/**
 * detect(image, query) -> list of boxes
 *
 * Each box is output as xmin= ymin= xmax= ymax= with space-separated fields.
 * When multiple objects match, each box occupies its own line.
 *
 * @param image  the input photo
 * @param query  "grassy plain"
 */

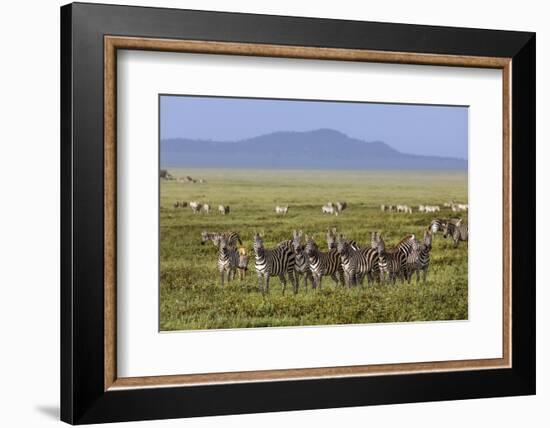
xmin=160 ymin=168 xmax=468 ymax=331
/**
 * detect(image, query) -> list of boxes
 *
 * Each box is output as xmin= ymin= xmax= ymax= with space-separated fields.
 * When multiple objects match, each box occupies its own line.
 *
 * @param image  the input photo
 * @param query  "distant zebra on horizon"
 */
xmin=304 ymin=235 xmax=345 ymax=289
xmin=336 ymin=234 xmax=379 ymax=287
xmin=253 ymin=233 xmax=297 ymax=295
xmin=443 ymin=221 xmax=468 ymax=248
xmin=275 ymin=205 xmax=289 ymax=215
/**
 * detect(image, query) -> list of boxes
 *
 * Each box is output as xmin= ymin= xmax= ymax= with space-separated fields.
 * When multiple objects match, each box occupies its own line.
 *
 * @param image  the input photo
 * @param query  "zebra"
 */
xmin=442 ymin=220 xmax=468 ymax=247
xmin=217 ymin=235 xmax=239 ymax=287
xmin=405 ymin=230 xmax=433 ymax=284
xmin=429 ymin=218 xmax=462 ymax=234
xmin=253 ymin=233 xmax=297 ymax=295
xmin=424 ymin=205 xmax=440 ymax=213
xmin=291 ymin=230 xmax=313 ymax=291
xmin=304 ymin=235 xmax=345 ymax=289
xmin=189 ymin=201 xmax=202 ymax=214
xmin=373 ymin=234 xmax=406 ymax=284
xmin=335 ymin=234 xmax=379 ymax=287
xmin=218 ymin=205 xmax=230 ymax=215
xmin=326 ymin=228 xmax=359 ymax=251
xmin=201 ymin=231 xmax=242 ymax=249
xmin=275 ymin=205 xmax=289 ymax=215
xmin=322 ymin=204 xmax=336 ymax=215
xmin=451 ymin=203 xmax=468 ymax=212
xmin=237 ymin=247 xmax=249 ymax=280
xmin=336 ymin=201 xmax=347 ymax=214
xmin=201 ymin=203 xmax=211 ymax=214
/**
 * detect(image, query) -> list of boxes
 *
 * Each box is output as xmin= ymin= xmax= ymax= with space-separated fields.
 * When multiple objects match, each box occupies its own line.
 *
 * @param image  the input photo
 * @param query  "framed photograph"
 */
xmin=61 ymin=2 xmax=535 ymax=424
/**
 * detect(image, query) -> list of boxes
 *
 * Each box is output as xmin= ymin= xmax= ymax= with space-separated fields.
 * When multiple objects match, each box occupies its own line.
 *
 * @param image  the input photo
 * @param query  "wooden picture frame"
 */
xmin=61 ymin=2 xmax=535 ymax=424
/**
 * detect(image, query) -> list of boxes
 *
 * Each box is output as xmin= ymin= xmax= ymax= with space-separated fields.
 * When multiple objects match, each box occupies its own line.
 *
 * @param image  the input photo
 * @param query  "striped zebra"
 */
xmin=443 ymin=220 xmax=468 ymax=248
xmin=326 ymin=228 xmax=359 ymax=251
xmin=253 ymin=233 xmax=297 ymax=295
xmin=275 ymin=205 xmax=289 ymax=215
xmin=335 ymin=234 xmax=379 ymax=287
xmin=322 ymin=204 xmax=336 ymax=215
xmin=217 ymin=235 xmax=239 ymax=287
xmin=336 ymin=201 xmax=347 ymax=214
xmin=405 ymin=230 xmax=433 ymax=284
xmin=201 ymin=231 xmax=242 ymax=249
xmin=218 ymin=205 xmax=230 ymax=215
xmin=291 ymin=230 xmax=313 ymax=291
xmin=429 ymin=217 xmax=462 ymax=234
xmin=374 ymin=234 xmax=406 ymax=284
xmin=189 ymin=201 xmax=202 ymax=214
xmin=304 ymin=235 xmax=345 ymax=289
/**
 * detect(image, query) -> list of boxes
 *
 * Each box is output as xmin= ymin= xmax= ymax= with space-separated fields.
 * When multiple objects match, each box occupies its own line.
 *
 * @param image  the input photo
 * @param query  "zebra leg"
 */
xmin=265 ymin=275 xmax=271 ymax=294
xmin=220 ymin=270 xmax=225 ymax=287
xmin=330 ymin=272 xmax=339 ymax=287
xmin=279 ymin=274 xmax=287 ymax=295
xmin=290 ymin=271 xmax=298 ymax=295
xmin=423 ymin=267 xmax=428 ymax=284
xmin=258 ymin=274 xmax=264 ymax=294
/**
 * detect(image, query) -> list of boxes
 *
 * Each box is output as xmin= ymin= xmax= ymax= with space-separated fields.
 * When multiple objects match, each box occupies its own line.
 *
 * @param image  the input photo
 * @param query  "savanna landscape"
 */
xmin=160 ymin=168 xmax=468 ymax=331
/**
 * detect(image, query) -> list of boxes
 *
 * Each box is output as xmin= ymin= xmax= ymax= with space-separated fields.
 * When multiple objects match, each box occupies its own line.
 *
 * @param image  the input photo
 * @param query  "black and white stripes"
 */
xmin=253 ymin=233 xmax=297 ymax=295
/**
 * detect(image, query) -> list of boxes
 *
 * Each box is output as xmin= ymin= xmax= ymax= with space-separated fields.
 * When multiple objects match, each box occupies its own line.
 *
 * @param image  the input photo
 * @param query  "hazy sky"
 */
xmin=160 ymin=95 xmax=468 ymax=159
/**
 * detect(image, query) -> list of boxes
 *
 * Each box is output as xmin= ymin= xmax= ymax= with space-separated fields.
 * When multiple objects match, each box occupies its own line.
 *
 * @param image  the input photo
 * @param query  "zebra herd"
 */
xmin=200 ymin=217 xmax=467 ymax=294
xmin=381 ymin=203 xmax=468 ymax=214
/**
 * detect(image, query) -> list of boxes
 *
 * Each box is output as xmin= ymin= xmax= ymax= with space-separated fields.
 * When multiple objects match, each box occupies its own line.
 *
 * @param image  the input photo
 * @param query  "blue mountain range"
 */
xmin=160 ymin=128 xmax=467 ymax=170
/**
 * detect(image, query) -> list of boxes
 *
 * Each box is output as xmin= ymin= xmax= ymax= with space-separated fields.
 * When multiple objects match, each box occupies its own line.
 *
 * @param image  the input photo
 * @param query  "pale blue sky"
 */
xmin=160 ymin=95 xmax=468 ymax=159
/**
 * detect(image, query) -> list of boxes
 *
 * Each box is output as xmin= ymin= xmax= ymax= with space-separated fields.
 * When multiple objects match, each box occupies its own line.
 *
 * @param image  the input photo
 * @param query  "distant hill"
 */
xmin=160 ymin=128 xmax=467 ymax=170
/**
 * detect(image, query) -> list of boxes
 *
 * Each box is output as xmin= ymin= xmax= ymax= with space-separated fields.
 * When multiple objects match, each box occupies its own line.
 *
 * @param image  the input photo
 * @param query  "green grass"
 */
xmin=160 ymin=168 xmax=468 ymax=331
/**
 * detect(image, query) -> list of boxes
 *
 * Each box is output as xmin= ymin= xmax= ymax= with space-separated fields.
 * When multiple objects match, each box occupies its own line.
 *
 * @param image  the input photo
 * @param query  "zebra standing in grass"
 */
xmin=405 ymin=230 xmax=433 ymax=284
xmin=253 ymin=233 xmax=297 ymax=295
xmin=442 ymin=220 xmax=468 ymax=248
xmin=322 ymin=204 xmax=336 ymax=215
xmin=335 ymin=234 xmax=379 ymax=287
xmin=218 ymin=205 xmax=230 ymax=215
xmin=373 ymin=234 xmax=406 ymax=284
xmin=201 ymin=231 xmax=242 ymax=249
xmin=217 ymin=236 xmax=239 ymax=287
xmin=304 ymin=235 xmax=345 ymax=289
xmin=189 ymin=201 xmax=202 ymax=214
xmin=275 ymin=205 xmax=289 ymax=215
xmin=291 ymin=230 xmax=313 ymax=291
xmin=429 ymin=218 xmax=462 ymax=234
xmin=336 ymin=201 xmax=347 ymax=214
